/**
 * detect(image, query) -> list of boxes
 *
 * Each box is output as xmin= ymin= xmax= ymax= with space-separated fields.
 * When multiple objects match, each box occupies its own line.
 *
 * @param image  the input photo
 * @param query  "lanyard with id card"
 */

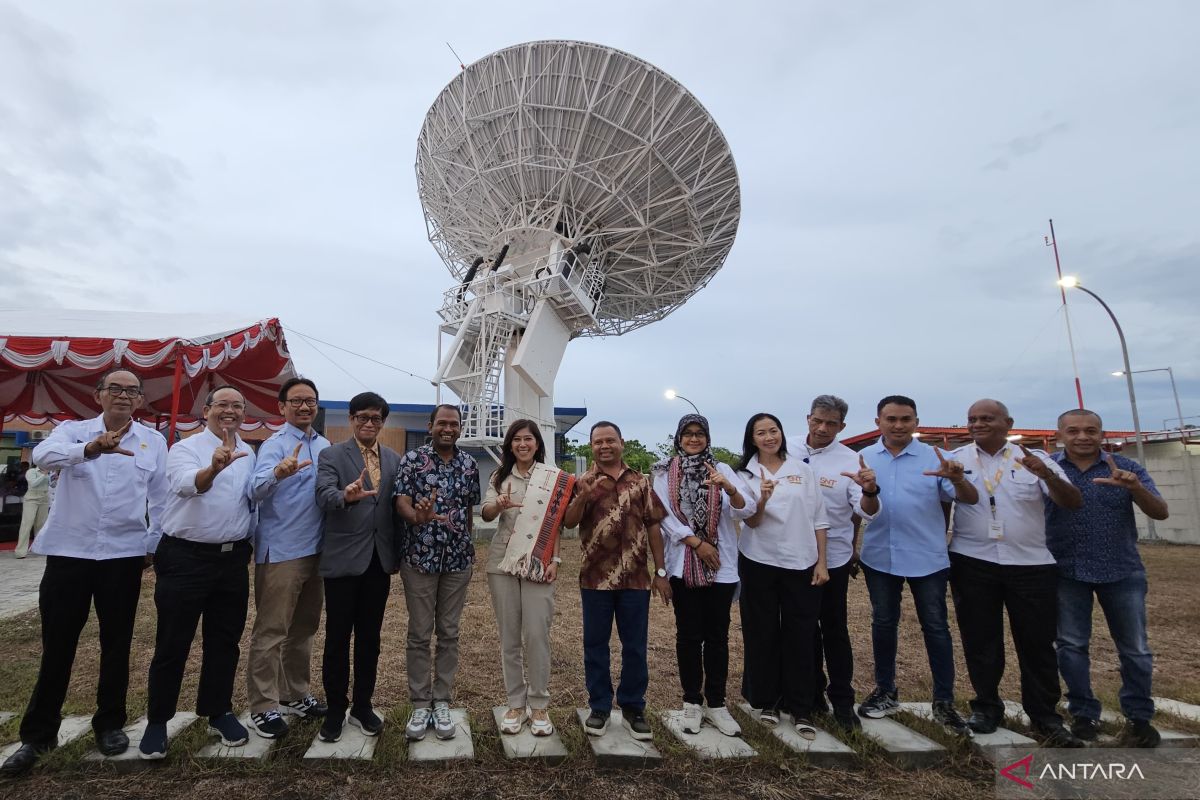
xmin=977 ymin=446 xmax=1013 ymax=540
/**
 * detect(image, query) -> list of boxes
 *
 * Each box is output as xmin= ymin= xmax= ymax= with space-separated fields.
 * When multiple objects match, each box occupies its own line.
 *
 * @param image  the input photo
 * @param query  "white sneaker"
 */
xmin=704 ymin=705 xmax=742 ymax=737
xmin=499 ymin=707 xmax=524 ymax=735
xmin=529 ymin=708 xmax=554 ymax=737
xmin=432 ymin=701 xmax=456 ymax=740
xmin=405 ymin=706 xmax=432 ymax=741
xmin=681 ymin=702 xmax=703 ymax=734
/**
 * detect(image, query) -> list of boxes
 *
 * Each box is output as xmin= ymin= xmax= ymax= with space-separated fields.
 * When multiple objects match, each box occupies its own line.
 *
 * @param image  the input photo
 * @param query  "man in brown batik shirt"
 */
xmin=563 ymin=421 xmax=668 ymax=741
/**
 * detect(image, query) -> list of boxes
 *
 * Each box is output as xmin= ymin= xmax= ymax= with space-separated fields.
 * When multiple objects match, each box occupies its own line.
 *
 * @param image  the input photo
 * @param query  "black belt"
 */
xmin=162 ymin=535 xmax=251 ymax=554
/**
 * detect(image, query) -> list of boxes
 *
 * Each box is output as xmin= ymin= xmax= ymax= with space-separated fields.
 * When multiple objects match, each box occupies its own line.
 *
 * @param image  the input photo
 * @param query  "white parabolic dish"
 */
xmin=416 ymin=40 xmax=741 ymax=337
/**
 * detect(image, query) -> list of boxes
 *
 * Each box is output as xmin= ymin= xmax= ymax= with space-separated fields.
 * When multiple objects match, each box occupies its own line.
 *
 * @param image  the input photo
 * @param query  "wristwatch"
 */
xmin=655 ymin=568 xmax=667 ymax=578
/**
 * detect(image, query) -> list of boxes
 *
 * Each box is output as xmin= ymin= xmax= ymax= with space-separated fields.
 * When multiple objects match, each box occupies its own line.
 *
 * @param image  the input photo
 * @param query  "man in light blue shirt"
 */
xmin=246 ymin=377 xmax=331 ymax=738
xmin=856 ymin=395 xmax=978 ymax=737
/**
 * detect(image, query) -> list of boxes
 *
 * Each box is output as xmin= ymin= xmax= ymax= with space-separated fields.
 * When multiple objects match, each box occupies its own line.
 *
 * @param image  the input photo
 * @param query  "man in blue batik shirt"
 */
xmin=1047 ymin=408 xmax=1169 ymax=749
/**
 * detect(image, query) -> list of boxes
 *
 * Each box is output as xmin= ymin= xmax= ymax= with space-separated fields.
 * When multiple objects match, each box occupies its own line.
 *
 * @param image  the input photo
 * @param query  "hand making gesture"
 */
xmin=344 ymin=468 xmax=378 ymax=503
xmin=1016 ymin=444 xmax=1053 ymax=480
xmin=702 ymin=461 xmax=734 ymax=494
xmin=1093 ymin=452 xmax=1142 ymax=489
xmin=757 ymin=467 xmax=778 ymax=506
xmin=274 ymin=442 xmax=313 ymax=480
xmin=841 ymin=454 xmax=878 ymax=493
xmin=414 ymin=488 xmax=448 ymax=524
xmin=85 ymin=419 xmax=134 ymax=458
xmin=923 ymin=446 xmax=966 ymax=481
xmin=210 ymin=428 xmax=248 ymax=474
xmin=495 ymin=482 xmax=523 ymax=512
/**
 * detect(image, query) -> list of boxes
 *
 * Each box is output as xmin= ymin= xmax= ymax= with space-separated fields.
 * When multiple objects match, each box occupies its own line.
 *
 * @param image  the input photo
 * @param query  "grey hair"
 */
xmin=810 ymin=394 xmax=849 ymax=422
xmin=970 ymin=398 xmax=1011 ymax=418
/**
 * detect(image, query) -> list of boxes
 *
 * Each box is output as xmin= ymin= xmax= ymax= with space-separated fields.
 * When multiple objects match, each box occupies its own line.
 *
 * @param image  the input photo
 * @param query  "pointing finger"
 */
xmin=934 ymin=446 xmax=947 ymax=463
xmin=1019 ymin=443 xmax=1034 ymax=458
xmin=293 ymin=442 xmax=304 ymax=458
xmin=358 ymin=468 xmax=368 ymax=483
xmin=297 ymin=459 xmax=312 ymax=470
xmin=760 ymin=467 xmax=766 ymax=481
xmin=113 ymin=447 xmax=135 ymax=457
xmin=1104 ymin=452 xmax=1119 ymax=470
xmin=859 ymin=454 xmax=868 ymax=470
xmin=230 ymin=450 xmax=248 ymax=461
xmin=115 ymin=418 xmax=133 ymax=437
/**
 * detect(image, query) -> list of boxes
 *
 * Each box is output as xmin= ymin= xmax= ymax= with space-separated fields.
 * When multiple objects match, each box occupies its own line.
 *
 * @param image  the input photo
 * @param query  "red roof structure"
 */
xmin=0 ymin=310 xmax=297 ymax=444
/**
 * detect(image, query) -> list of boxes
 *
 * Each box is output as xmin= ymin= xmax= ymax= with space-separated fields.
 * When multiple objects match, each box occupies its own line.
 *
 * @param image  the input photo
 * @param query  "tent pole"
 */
xmin=166 ymin=348 xmax=184 ymax=448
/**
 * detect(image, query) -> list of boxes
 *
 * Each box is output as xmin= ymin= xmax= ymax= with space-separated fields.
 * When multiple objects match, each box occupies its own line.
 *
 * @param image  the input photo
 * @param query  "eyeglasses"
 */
xmin=680 ymin=430 xmax=707 ymax=439
xmin=102 ymin=385 xmax=143 ymax=398
xmin=352 ymin=414 xmax=384 ymax=425
xmin=210 ymin=401 xmax=246 ymax=412
xmin=285 ymin=398 xmax=319 ymax=408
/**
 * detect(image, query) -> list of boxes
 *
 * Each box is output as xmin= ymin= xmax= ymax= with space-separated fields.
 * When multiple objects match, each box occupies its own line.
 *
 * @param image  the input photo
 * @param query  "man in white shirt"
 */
xmin=799 ymin=395 xmax=880 ymax=732
xmin=140 ymin=385 xmax=257 ymax=759
xmin=948 ymin=399 xmax=1083 ymax=747
xmin=15 ymin=462 xmax=50 ymax=558
xmin=1 ymin=369 xmax=167 ymax=776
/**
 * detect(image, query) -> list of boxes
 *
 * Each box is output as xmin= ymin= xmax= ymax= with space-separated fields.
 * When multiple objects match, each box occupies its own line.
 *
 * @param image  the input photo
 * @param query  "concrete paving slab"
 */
xmin=84 ymin=713 xmax=197 ymax=766
xmin=737 ymin=704 xmax=855 ymax=767
xmin=0 ymin=554 xmax=44 ymax=619
xmin=1153 ymin=697 xmax=1200 ymax=725
xmin=575 ymin=709 xmax=661 ymax=766
xmin=0 ymin=712 xmax=15 ymax=726
xmin=490 ymin=707 xmax=568 ymax=764
xmin=853 ymin=704 xmax=945 ymax=768
xmin=195 ymin=712 xmax=277 ymax=759
xmin=302 ymin=712 xmax=379 ymax=760
xmin=1 ymin=715 xmax=91 ymax=759
xmin=900 ymin=702 xmax=1035 ymax=754
xmin=408 ymin=707 xmax=473 ymax=762
xmin=659 ymin=710 xmax=757 ymax=760
xmin=1098 ymin=708 xmax=1198 ymax=748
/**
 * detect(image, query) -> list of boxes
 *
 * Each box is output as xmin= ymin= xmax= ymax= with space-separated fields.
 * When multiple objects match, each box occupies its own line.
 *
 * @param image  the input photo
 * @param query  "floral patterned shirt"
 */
xmin=577 ymin=464 xmax=667 ymax=590
xmin=395 ymin=444 xmax=481 ymax=574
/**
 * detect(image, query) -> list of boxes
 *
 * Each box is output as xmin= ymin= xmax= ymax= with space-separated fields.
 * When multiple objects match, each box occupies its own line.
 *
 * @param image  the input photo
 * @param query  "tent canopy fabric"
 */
xmin=0 ymin=309 xmax=296 ymax=422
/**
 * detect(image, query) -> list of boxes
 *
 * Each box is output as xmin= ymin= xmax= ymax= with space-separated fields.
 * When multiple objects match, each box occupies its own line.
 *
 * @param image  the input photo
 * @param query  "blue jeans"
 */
xmin=580 ymin=588 xmax=649 ymax=713
xmin=863 ymin=565 xmax=956 ymax=702
xmin=1056 ymin=571 xmax=1154 ymax=723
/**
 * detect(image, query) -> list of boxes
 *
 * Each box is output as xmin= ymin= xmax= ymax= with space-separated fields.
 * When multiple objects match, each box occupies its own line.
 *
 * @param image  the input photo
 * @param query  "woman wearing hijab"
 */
xmin=653 ymin=414 xmax=755 ymax=737
xmin=480 ymin=420 xmax=575 ymax=737
xmin=736 ymin=412 xmax=830 ymax=740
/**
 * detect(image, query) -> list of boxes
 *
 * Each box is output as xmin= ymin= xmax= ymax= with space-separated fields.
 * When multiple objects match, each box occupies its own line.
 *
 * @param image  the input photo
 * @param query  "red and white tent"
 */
xmin=1 ymin=310 xmax=297 ymax=442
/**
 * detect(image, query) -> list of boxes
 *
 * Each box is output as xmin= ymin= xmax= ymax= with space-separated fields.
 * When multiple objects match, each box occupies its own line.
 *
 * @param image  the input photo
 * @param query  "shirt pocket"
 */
xmin=134 ymin=453 xmax=158 ymax=486
xmin=1007 ymin=467 xmax=1043 ymax=499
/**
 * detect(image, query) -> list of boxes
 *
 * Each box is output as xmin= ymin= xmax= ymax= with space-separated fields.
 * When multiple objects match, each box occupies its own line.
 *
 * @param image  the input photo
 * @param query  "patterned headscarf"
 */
xmin=654 ymin=413 xmax=722 ymax=587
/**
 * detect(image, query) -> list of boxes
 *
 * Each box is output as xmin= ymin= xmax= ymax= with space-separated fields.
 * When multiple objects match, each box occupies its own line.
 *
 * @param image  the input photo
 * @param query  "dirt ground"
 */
xmin=1 ymin=542 xmax=1197 ymax=800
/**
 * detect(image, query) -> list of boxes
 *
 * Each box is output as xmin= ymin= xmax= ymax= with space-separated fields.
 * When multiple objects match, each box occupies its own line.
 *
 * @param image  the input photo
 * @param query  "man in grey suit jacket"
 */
xmin=314 ymin=391 xmax=401 ymax=743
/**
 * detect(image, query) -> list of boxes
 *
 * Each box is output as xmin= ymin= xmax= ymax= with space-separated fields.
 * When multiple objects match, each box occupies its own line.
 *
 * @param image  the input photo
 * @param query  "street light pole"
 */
xmin=1114 ymin=367 xmax=1186 ymax=431
xmin=1059 ymin=277 xmax=1155 ymax=540
xmin=663 ymin=389 xmax=700 ymax=415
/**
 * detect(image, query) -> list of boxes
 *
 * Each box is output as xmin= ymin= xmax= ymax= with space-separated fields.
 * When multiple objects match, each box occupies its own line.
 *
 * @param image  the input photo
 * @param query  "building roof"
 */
xmin=839 ymin=426 xmax=1137 ymax=452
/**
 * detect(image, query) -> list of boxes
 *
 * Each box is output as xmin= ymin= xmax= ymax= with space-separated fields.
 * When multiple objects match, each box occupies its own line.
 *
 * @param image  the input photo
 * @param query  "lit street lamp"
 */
xmin=663 ymin=389 xmax=700 ymax=415
xmin=1058 ymin=275 xmax=1155 ymax=539
xmin=1112 ymin=367 xmax=1185 ymax=431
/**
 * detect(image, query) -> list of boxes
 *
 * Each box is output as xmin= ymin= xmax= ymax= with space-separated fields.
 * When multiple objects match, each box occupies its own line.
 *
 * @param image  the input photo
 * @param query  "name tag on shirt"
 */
xmin=787 ymin=475 xmax=804 ymax=485
xmin=819 ymin=477 xmax=837 ymax=489
xmin=988 ymin=519 xmax=1005 ymax=540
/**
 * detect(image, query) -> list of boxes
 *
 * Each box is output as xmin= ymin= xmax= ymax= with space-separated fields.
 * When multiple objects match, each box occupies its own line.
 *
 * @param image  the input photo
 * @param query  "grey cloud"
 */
xmin=983 ymin=121 xmax=1071 ymax=171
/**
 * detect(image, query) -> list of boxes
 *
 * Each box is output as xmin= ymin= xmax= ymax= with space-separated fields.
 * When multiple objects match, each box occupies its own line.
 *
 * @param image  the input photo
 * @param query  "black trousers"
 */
xmin=739 ymin=553 xmax=822 ymax=718
xmin=813 ymin=561 xmax=856 ymax=711
xmin=322 ymin=551 xmax=391 ymax=717
xmin=949 ymin=552 xmax=1063 ymax=727
xmin=669 ymin=578 xmax=736 ymax=708
xmin=19 ymin=555 xmax=144 ymax=746
xmin=145 ymin=536 xmax=250 ymax=723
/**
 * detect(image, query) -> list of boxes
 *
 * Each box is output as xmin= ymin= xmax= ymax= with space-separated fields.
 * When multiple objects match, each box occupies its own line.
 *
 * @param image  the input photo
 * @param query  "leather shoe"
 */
xmin=0 ymin=742 xmax=54 ymax=777
xmin=96 ymin=729 xmax=130 ymax=757
xmin=967 ymin=711 xmax=998 ymax=734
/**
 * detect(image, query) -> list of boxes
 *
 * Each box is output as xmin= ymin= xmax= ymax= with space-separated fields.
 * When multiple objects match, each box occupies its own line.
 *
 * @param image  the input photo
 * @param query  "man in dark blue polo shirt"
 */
xmin=1047 ymin=409 xmax=1169 ymax=748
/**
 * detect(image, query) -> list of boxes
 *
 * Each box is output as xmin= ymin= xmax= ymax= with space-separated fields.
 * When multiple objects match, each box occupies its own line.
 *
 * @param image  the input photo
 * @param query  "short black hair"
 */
xmin=589 ymin=420 xmax=622 ymax=440
xmin=349 ymin=391 xmax=389 ymax=420
xmin=877 ymin=395 xmax=918 ymax=416
xmin=1058 ymin=408 xmax=1103 ymax=428
xmin=205 ymin=384 xmax=244 ymax=406
xmin=278 ymin=377 xmax=318 ymax=403
xmin=94 ymin=368 xmax=143 ymax=390
xmin=429 ymin=404 xmax=462 ymax=424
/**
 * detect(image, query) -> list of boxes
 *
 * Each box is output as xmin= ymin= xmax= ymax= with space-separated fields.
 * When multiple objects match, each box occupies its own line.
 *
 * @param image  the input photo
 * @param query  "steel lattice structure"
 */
xmin=416 ymin=40 xmax=741 ymax=337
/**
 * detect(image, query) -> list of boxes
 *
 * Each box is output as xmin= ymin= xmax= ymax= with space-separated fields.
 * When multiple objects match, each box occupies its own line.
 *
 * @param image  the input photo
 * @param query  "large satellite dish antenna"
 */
xmin=419 ymin=40 xmax=740 ymax=459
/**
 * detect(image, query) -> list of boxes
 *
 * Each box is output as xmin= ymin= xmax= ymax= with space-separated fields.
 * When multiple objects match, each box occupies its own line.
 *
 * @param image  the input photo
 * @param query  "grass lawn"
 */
xmin=0 ymin=542 xmax=1196 ymax=799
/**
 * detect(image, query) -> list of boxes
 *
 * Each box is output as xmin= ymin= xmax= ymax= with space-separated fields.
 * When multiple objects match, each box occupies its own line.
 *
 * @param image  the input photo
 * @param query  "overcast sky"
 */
xmin=3 ymin=1 xmax=1197 ymax=450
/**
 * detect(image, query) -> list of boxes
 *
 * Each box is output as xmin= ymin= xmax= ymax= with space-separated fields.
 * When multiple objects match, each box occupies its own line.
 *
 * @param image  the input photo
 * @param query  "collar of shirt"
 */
xmin=870 ymin=437 xmax=923 ymax=458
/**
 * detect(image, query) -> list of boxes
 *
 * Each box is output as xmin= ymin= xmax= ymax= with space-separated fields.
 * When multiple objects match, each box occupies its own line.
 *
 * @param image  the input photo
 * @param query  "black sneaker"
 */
xmin=967 ymin=711 xmax=998 ymax=734
xmin=584 ymin=709 xmax=609 ymax=736
xmin=250 ymin=710 xmax=289 ymax=739
xmin=348 ymin=707 xmax=383 ymax=736
xmin=621 ymin=708 xmax=653 ymax=741
xmin=832 ymin=706 xmax=862 ymax=731
xmin=932 ymin=701 xmax=972 ymax=737
xmin=1070 ymin=716 xmax=1101 ymax=741
xmin=207 ymin=712 xmax=249 ymax=747
xmin=138 ymin=722 xmax=168 ymax=760
xmin=858 ymin=687 xmax=899 ymax=718
xmin=1032 ymin=722 xmax=1084 ymax=748
xmin=1121 ymin=720 xmax=1161 ymax=748
xmin=281 ymin=694 xmax=328 ymax=719
xmin=318 ymin=715 xmax=343 ymax=743
xmin=95 ymin=728 xmax=130 ymax=756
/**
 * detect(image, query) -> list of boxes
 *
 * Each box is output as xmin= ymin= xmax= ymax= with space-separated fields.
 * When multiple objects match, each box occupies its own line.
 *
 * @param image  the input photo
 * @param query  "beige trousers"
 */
xmin=16 ymin=500 xmax=49 ymax=557
xmin=400 ymin=563 xmax=473 ymax=705
xmin=247 ymin=554 xmax=324 ymax=713
xmin=487 ymin=572 xmax=555 ymax=710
